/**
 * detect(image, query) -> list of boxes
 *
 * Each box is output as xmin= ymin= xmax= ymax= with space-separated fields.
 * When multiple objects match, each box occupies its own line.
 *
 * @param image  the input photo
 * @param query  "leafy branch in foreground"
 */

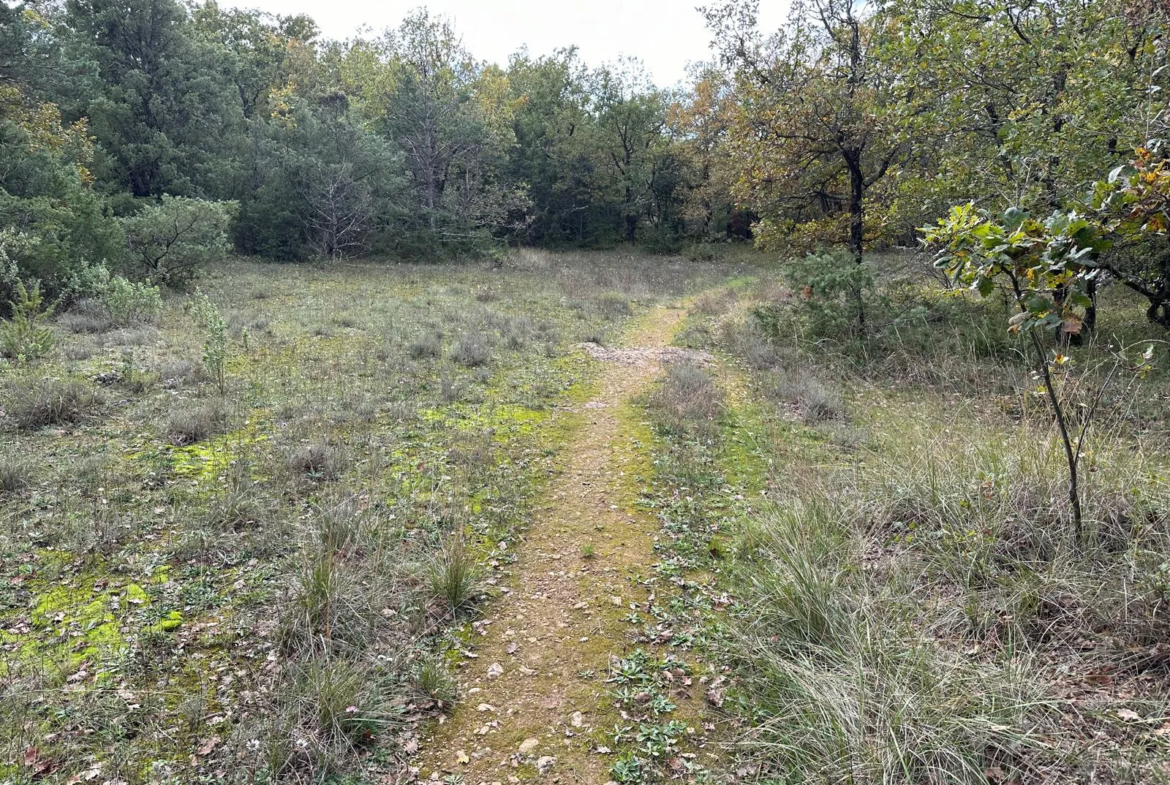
xmin=923 ymin=203 xmax=1154 ymax=545
xmin=1091 ymin=149 xmax=1170 ymax=326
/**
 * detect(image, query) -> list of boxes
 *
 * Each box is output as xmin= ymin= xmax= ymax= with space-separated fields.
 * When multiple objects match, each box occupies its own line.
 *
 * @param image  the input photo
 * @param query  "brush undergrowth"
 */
xmin=654 ymin=265 xmax=1170 ymax=784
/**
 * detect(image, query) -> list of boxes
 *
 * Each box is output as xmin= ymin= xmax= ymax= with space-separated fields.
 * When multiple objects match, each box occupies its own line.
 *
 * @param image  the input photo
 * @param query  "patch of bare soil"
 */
xmin=413 ymin=306 xmax=708 ymax=784
xmin=577 ymin=341 xmax=713 ymax=367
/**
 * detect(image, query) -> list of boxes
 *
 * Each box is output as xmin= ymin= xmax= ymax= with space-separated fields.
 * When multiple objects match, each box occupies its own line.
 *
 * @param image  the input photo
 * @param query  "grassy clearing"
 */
xmin=654 ymin=257 xmax=1170 ymax=784
xmin=0 ymin=251 xmax=740 ymax=784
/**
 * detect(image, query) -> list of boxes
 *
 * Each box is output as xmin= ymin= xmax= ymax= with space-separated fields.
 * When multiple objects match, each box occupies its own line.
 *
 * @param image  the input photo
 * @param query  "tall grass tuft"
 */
xmin=6 ymin=377 xmax=103 ymax=429
xmin=0 ymin=455 xmax=32 ymax=494
xmin=426 ymin=533 xmax=479 ymax=617
xmin=647 ymin=362 xmax=724 ymax=440
xmin=730 ymin=501 xmax=1052 ymax=784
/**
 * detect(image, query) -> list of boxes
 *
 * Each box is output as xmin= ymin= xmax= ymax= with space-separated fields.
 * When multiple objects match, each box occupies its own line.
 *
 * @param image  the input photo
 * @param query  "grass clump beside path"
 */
xmin=659 ymin=257 xmax=1170 ymax=784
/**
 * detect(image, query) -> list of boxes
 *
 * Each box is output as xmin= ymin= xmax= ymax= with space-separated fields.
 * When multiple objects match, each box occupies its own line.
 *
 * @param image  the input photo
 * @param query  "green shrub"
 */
xmin=413 ymin=657 xmax=458 ymax=707
xmin=64 ymin=260 xmax=114 ymax=303
xmin=426 ymin=534 xmax=479 ymax=616
xmin=103 ymin=276 xmax=162 ymax=325
xmin=1 ymin=279 xmax=56 ymax=361
xmin=188 ymin=292 xmax=228 ymax=393
xmin=777 ymin=248 xmax=876 ymax=339
xmin=0 ymin=187 xmax=126 ymax=305
xmin=121 ymin=197 xmax=236 ymax=288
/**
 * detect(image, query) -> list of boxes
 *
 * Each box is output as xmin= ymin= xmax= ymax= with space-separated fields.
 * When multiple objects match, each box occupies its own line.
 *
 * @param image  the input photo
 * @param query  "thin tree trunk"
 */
xmin=1029 ymin=328 xmax=1083 ymax=544
xmin=847 ymin=157 xmax=866 ymax=333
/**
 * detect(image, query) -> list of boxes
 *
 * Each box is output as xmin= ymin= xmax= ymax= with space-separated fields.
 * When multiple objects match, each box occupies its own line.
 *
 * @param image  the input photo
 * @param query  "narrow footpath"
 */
xmin=414 ymin=303 xmax=710 ymax=784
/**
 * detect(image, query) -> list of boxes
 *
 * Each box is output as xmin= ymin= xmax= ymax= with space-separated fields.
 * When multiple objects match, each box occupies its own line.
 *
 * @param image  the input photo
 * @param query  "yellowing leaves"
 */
xmin=0 ymin=85 xmax=95 ymax=180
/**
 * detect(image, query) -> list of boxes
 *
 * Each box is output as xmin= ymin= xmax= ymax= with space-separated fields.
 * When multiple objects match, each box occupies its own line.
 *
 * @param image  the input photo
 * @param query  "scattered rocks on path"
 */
xmin=577 ymin=342 xmax=713 ymax=366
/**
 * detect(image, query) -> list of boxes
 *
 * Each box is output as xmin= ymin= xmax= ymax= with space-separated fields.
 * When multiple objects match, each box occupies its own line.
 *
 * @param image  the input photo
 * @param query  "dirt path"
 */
xmin=413 ymin=304 xmax=704 ymax=785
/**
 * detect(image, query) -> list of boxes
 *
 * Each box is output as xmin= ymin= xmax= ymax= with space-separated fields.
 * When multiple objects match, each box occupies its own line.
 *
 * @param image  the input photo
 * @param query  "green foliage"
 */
xmin=610 ymin=753 xmax=644 ymax=784
xmin=778 ymin=249 xmax=876 ymax=338
xmin=236 ymin=93 xmax=401 ymax=261
xmin=64 ymin=0 xmax=248 ymax=198
xmin=413 ymin=658 xmax=458 ymax=707
xmin=103 ymin=275 xmax=163 ymax=325
xmin=121 ymin=197 xmax=236 ymax=287
xmin=0 ymin=84 xmax=125 ymax=301
xmin=1091 ymin=151 xmax=1170 ymax=326
xmin=0 ymin=278 xmax=56 ymax=361
xmin=188 ymin=291 xmax=229 ymax=393
xmin=923 ymin=203 xmax=1118 ymax=541
xmin=4 ymin=0 xmax=1167 ymax=278
xmin=923 ymin=203 xmax=1108 ymax=336
xmin=704 ymin=0 xmax=911 ymax=258
xmin=426 ymin=534 xmax=479 ymax=617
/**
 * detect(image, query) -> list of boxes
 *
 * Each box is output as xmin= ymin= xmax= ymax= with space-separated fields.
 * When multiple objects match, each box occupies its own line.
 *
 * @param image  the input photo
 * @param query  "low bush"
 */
xmin=426 ymin=534 xmax=479 ymax=617
xmin=121 ymin=197 xmax=236 ymax=288
xmin=1 ymin=279 xmax=56 ymax=361
xmin=103 ymin=275 xmax=163 ymax=325
xmin=778 ymin=248 xmax=875 ymax=340
xmin=413 ymin=657 xmax=458 ymax=707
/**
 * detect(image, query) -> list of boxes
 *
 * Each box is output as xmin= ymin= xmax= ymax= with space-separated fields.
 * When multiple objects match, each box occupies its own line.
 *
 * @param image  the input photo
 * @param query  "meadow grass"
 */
xmin=0 ymin=251 xmax=743 ymax=783
xmin=649 ymin=263 xmax=1170 ymax=784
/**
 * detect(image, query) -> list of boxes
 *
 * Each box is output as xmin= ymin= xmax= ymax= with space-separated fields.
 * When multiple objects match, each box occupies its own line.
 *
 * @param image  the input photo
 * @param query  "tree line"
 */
xmin=1 ymin=0 xmax=1167 ymax=326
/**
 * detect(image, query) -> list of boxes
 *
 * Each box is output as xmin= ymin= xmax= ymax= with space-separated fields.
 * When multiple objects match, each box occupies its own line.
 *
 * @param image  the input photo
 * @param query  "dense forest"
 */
xmin=2 ymin=0 xmax=1169 ymax=310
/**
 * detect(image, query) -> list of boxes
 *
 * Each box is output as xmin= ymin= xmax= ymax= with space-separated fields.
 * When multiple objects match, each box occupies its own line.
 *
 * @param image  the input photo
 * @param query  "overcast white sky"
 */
xmin=221 ymin=1 xmax=790 ymax=87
